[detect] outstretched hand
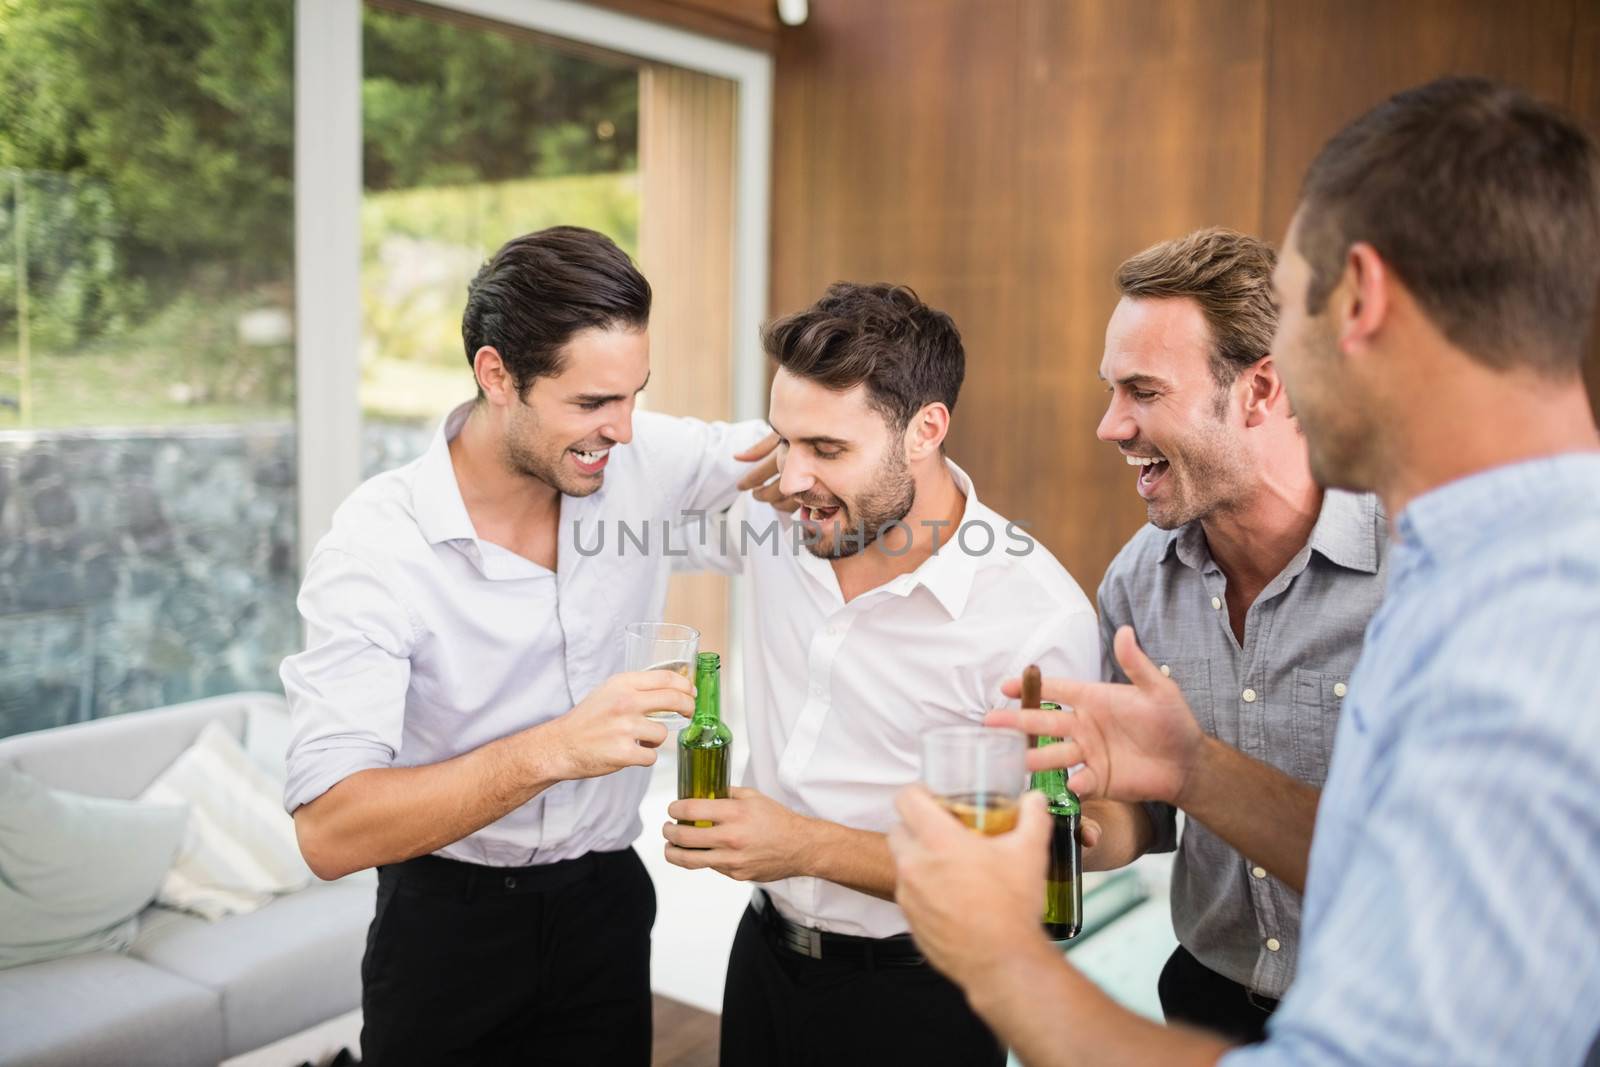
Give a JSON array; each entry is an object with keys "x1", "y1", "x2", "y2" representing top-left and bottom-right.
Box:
[{"x1": 990, "y1": 626, "x2": 1207, "y2": 807}]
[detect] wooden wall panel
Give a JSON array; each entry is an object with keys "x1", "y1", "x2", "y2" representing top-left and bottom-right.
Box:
[
  {"x1": 1262, "y1": 0, "x2": 1594, "y2": 414},
  {"x1": 1000, "y1": 0, "x2": 1267, "y2": 584},
  {"x1": 1261, "y1": 0, "x2": 1578, "y2": 236},
  {"x1": 773, "y1": 0, "x2": 1267, "y2": 587},
  {"x1": 772, "y1": 0, "x2": 1596, "y2": 590}
]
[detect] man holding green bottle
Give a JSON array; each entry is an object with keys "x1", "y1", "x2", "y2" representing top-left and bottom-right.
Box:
[{"x1": 662, "y1": 282, "x2": 1099, "y2": 1066}]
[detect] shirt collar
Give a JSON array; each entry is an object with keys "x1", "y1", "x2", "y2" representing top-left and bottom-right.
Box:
[
  {"x1": 1397, "y1": 452, "x2": 1600, "y2": 562},
  {"x1": 908, "y1": 458, "x2": 985, "y2": 619},
  {"x1": 412, "y1": 401, "x2": 479, "y2": 547},
  {"x1": 1160, "y1": 488, "x2": 1381, "y2": 576}
]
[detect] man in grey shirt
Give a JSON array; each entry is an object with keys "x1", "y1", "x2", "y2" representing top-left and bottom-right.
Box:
[{"x1": 1086, "y1": 228, "x2": 1387, "y2": 1041}]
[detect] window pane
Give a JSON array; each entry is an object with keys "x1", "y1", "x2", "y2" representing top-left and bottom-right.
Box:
[
  {"x1": 0, "y1": 0, "x2": 297, "y2": 737},
  {"x1": 360, "y1": 2, "x2": 642, "y2": 472}
]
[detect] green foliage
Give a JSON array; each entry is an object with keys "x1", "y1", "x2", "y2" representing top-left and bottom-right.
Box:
[
  {"x1": 361, "y1": 7, "x2": 638, "y2": 191},
  {"x1": 361, "y1": 170, "x2": 639, "y2": 379},
  {"x1": 0, "y1": 0, "x2": 640, "y2": 424}
]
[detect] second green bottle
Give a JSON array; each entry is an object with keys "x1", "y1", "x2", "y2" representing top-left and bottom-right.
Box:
[{"x1": 677, "y1": 651, "x2": 732, "y2": 828}]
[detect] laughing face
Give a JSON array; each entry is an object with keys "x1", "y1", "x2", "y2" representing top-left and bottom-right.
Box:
[
  {"x1": 767, "y1": 367, "x2": 916, "y2": 559},
  {"x1": 1097, "y1": 296, "x2": 1254, "y2": 529},
  {"x1": 503, "y1": 326, "x2": 648, "y2": 496}
]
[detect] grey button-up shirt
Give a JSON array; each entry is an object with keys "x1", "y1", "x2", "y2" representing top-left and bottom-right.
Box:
[{"x1": 1097, "y1": 489, "x2": 1389, "y2": 998}]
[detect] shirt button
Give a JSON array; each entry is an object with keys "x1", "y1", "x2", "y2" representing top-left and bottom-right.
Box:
[
  {"x1": 504, "y1": 876, "x2": 518, "y2": 890},
  {"x1": 1251, "y1": 866, "x2": 1266, "y2": 879},
  {"x1": 1242, "y1": 688, "x2": 1257, "y2": 703},
  {"x1": 1211, "y1": 596, "x2": 1222, "y2": 610},
  {"x1": 1334, "y1": 682, "x2": 1348, "y2": 698},
  {"x1": 1265, "y1": 937, "x2": 1281, "y2": 952},
  {"x1": 1160, "y1": 664, "x2": 1171, "y2": 677}
]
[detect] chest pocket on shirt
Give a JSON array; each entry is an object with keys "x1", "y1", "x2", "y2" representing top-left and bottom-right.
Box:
[
  {"x1": 1156, "y1": 659, "x2": 1214, "y2": 738},
  {"x1": 1290, "y1": 668, "x2": 1346, "y2": 786}
]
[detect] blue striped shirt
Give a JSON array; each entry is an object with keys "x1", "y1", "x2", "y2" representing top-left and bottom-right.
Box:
[{"x1": 1226, "y1": 453, "x2": 1600, "y2": 1067}]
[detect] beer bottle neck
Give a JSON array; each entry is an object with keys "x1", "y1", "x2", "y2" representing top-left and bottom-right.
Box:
[
  {"x1": 1031, "y1": 735, "x2": 1069, "y2": 798},
  {"x1": 692, "y1": 654, "x2": 722, "y2": 726}
]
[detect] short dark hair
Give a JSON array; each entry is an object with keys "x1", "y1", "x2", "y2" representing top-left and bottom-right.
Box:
[
  {"x1": 1115, "y1": 228, "x2": 1279, "y2": 387},
  {"x1": 1297, "y1": 76, "x2": 1600, "y2": 376},
  {"x1": 763, "y1": 283, "x2": 964, "y2": 430},
  {"x1": 462, "y1": 226, "x2": 651, "y2": 391}
]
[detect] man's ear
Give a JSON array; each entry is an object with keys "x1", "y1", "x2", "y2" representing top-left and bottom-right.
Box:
[
  {"x1": 1241, "y1": 356, "x2": 1287, "y2": 429},
  {"x1": 905, "y1": 402, "x2": 951, "y2": 461},
  {"x1": 1338, "y1": 242, "x2": 1390, "y2": 361},
  {"x1": 473, "y1": 346, "x2": 516, "y2": 405}
]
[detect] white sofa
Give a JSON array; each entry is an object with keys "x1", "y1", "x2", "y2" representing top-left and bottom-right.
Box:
[{"x1": 0, "y1": 693, "x2": 372, "y2": 1067}]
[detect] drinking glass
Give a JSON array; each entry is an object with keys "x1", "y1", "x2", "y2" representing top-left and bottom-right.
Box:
[
  {"x1": 624, "y1": 623, "x2": 700, "y2": 723},
  {"x1": 920, "y1": 726, "x2": 1028, "y2": 834}
]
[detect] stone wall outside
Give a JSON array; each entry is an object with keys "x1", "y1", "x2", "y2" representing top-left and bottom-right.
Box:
[{"x1": 0, "y1": 420, "x2": 430, "y2": 738}]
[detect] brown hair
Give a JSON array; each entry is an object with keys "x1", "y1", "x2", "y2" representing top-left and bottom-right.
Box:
[
  {"x1": 463, "y1": 226, "x2": 651, "y2": 392},
  {"x1": 1115, "y1": 227, "x2": 1279, "y2": 387},
  {"x1": 763, "y1": 283, "x2": 964, "y2": 430},
  {"x1": 1297, "y1": 76, "x2": 1600, "y2": 376}
]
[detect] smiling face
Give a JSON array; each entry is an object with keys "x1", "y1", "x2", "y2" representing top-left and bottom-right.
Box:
[
  {"x1": 500, "y1": 325, "x2": 648, "y2": 496},
  {"x1": 1097, "y1": 296, "x2": 1255, "y2": 529},
  {"x1": 768, "y1": 367, "x2": 916, "y2": 558}
]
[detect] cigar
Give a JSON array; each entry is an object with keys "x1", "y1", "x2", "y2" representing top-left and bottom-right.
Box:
[{"x1": 1021, "y1": 664, "x2": 1042, "y2": 710}]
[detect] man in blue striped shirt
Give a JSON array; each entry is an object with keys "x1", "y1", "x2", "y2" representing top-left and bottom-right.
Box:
[{"x1": 888, "y1": 77, "x2": 1600, "y2": 1065}]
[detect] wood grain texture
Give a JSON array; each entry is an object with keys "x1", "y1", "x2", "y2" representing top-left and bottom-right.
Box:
[
  {"x1": 773, "y1": 0, "x2": 1267, "y2": 587},
  {"x1": 1261, "y1": 0, "x2": 1578, "y2": 236},
  {"x1": 772, "y1": 0, "x2": 1595, "y2": 588}
]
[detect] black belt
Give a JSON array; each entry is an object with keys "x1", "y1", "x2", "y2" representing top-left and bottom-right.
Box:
[
  {"x1": 379, "y1": 848, "x2": 629, "y2": 898},
  {"x1": 751, "y1": 891, "x2": 927, "y2": 968}
]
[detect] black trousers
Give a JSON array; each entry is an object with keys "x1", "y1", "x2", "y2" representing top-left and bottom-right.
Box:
[
  {"x1": 719, "y1": 904, "x2": 1005, "y2": 1067},
  {"x1": 360, "y1": 847, "x2": 656, "y2": 1067},
  {"x1": 1157, "y1": 943, "x2": 1278, "y2": 1045}
]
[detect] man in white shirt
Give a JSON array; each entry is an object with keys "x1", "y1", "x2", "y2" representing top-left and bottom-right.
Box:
[
  {"x1": 280, "y1": 227, "x2": 770, "y2": 1066},
  {"x1": 662, "y1": 283, "x2": 1099, "y2": 1066}
]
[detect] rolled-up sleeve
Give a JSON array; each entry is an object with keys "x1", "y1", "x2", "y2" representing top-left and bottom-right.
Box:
[{"x1": 280, "y1": 546, "x2": 418, "y2": 813}]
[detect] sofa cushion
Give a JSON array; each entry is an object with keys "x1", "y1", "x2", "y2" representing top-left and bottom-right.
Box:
[
  {"x1": 129, "y1": 878, "x2": 375, "y2": 1057},
  {"x1": 0, "y1": 768, "x2": 187, "y2": 970},
  {"x1": 0, "y1": 951, "x2": 223, "y2": 1067},
  {"x1": 138, "y1": 721, "x2": 311, "y2": 920}
]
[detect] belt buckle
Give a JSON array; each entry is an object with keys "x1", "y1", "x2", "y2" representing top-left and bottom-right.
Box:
[{"x1": 783, "y1": 923, "x2": 823, "y2": 960}]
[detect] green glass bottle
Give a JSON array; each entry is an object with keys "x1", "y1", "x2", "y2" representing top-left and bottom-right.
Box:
[
  {"x1": 677, "y1": 652, "x2": 732, "y2": 830},
  {"x1": 1033, "y1": 702, "x2": 1082, "y2": 940}
]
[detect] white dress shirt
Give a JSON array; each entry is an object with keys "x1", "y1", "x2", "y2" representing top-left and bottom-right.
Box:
[
  {"x1": 691, "y1": 461, "x2": 1099, "y2": 937},
  {"x1": 280, "y1": 401, "x2": 766, "y2": 867}
]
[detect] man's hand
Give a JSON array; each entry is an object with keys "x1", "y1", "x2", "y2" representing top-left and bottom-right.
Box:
[
  {"x1": 990, "y1": 626, "x2": 1205, "y2": 807},
  {"x1": 735, "y1": 431, "x2": 802, "y2": 513},
  {"x1": 538, "y1": 669, "x2": 694, "y2": 781},
  {"x1": 663, "y1": 787, "x2": 816, "y2": 882},
  {"x1": 888, "y1": 786, "x2": 1054, "y2": 987}
]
